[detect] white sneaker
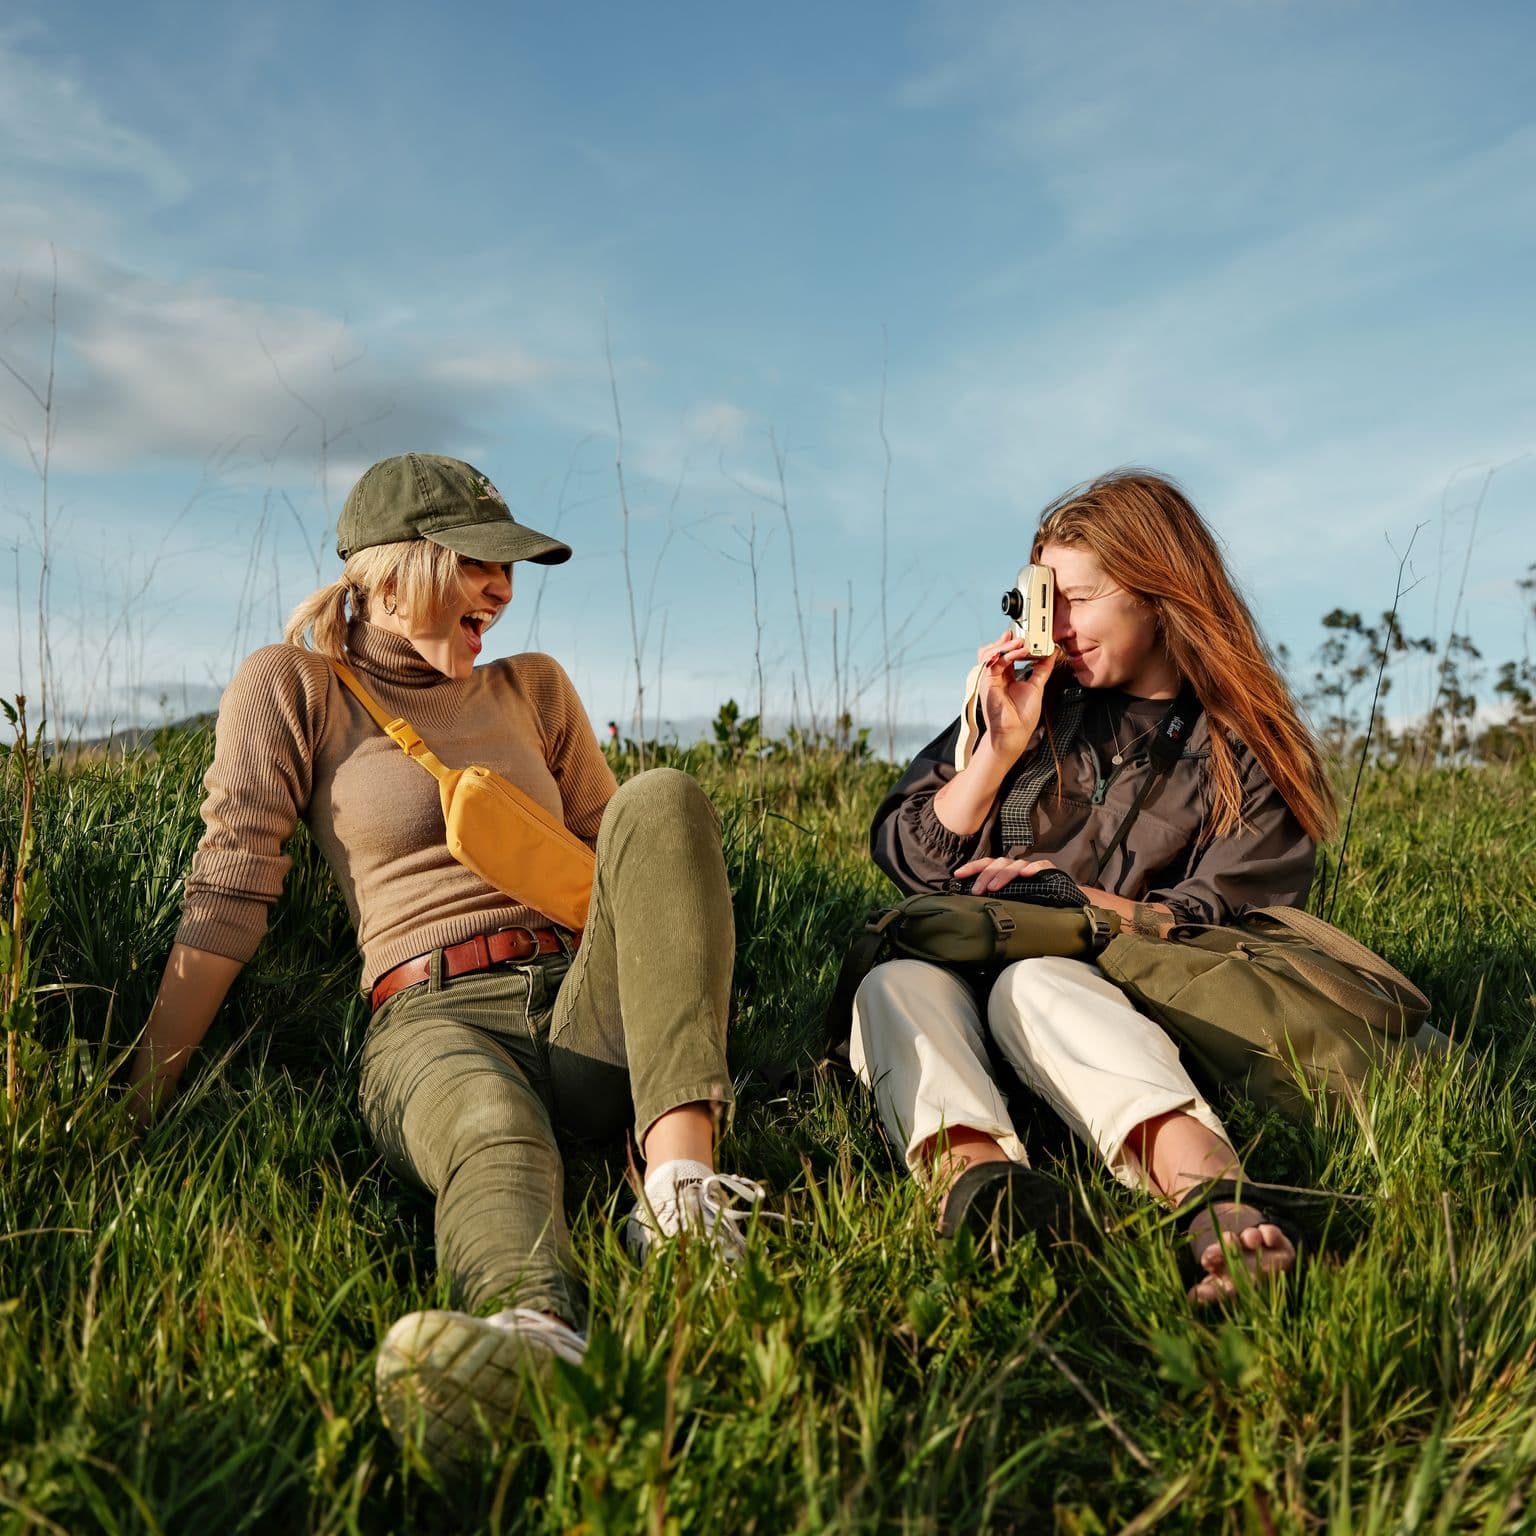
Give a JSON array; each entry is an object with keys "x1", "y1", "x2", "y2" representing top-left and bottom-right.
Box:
[
  {"x1": 375, "y1": 1305, "x2": 586, "y2": 1462},
  {"x1": 625, "y1": 1162, "x2": 772, "y2": 1265}
]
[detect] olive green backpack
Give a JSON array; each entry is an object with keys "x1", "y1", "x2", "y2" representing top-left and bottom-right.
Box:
[
  {"x1": 1094, "y1": 906, "x2": 1440, "y2": 1119},
  {"x1": 822, "y1": 892, "x2": 1119, "y2": 1071}
]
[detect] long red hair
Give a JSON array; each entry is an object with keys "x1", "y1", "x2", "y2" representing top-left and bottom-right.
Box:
[{"x1": 1033, "y1": 469, "x2": 1336, "y2": 843}]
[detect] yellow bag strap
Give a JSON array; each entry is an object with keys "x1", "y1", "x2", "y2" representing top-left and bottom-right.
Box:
[{"x1": 329, "y1": 659, "x2": 453, "y2": 784}]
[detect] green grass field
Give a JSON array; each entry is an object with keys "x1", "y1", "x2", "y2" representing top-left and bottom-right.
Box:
[{"x1": 2, "y1": 733, "x2": 1534, "y2": 1533}]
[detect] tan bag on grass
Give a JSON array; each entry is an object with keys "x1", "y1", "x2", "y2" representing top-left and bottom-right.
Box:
[
  {"x1": 330, "y1": 660, "x2": 595, "y2": 931},
  {"x1": 1095, "y1": 906, "x2": 1439, "y2": 1118}
]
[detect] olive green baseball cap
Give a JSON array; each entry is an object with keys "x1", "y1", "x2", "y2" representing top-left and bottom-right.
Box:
[{"x1": 336, "y1": 453, "x2": 571, "y2": 565}]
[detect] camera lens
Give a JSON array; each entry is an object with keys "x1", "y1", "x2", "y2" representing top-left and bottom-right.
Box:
[{"x1": 1001, "y1": 589, "x2": 1024, "y2": 621}]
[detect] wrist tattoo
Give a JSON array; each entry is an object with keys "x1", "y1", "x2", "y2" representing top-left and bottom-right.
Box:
[{"x1": 1130, "y1": 902, "x2": 1170, "y2": 938}]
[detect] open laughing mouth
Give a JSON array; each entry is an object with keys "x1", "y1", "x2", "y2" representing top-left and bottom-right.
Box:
[{"x1": 461, "y1": 609, "x2": 497, "y2": 653}]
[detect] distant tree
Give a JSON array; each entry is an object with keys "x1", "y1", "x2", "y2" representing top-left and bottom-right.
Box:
[
  {"x1": 1305, "y1": 608, "x2": 1433, "y2": 761},
  {"x1": 1479, "y1": 563, "x2": 1536, "y2": 761},
  {"x1": 1421, "y1": 631, "x2": 1484, "y2": 761},
  {"x1": 711, "y1": 699, "x2": 762, "y2": 764}
]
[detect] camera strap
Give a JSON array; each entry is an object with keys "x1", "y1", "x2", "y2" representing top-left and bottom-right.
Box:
[
  {"x1": 955, "y1": 656, "x2": 1064, "y2": 771},
  {"x1": 956, "y1": 662, "x2": 985, "y2": 770}
]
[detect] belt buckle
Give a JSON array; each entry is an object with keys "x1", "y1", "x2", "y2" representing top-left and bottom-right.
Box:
[{"x1": 493, "y1": 925, "x2": 537, "y2": 964}]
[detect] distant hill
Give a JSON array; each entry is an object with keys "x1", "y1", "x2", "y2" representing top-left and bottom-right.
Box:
[{"x1": 51, "y1": 713, "x2": 219, "y2": 757}]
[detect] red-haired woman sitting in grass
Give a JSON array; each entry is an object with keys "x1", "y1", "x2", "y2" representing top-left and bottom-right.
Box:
[{"x1": 851, "y1": 469, "x2": 1336, "y2": 1303}]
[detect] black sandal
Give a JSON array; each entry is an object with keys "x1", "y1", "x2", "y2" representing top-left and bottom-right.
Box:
[
  {"x1": 939, "y1": 1162, "x2": 1077, "y2": 1251},
  {"x1": 1174, "y1": 1178, "x2": 1302, "y2": 1300}
]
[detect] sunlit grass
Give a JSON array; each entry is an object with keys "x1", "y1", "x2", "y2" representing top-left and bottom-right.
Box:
[{"x1": 2, "y1": 735, "x2": 1533, "y2": 1531}]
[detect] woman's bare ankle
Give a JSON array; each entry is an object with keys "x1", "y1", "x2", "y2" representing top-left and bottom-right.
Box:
[
  {"x1": 1129, "y1": 1110, "x2": 1241, "y2": 1206},
  {"x1": 917, "y1": 1128, "x2": 1010, "y2": 1223}
]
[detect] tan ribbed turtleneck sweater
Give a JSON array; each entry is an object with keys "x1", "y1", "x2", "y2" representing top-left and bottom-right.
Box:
[{"x1": 174, "y1": 621, "x2": 618, "y2": 991}]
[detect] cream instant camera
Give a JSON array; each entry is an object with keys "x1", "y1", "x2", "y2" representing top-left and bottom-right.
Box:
[{"x1": 1000, "y1": 564, "x2": 1055, "y2": 657}]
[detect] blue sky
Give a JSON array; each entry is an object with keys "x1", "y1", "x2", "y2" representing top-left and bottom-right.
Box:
[{"x1": 2, "y1": 0, "x2": 1533, "y2": 745}]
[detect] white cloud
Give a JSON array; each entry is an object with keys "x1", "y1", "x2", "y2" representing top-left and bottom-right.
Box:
[
  {"x1": 0, "y1": 33, "x2": 188, "y2": 246},
  {"x1": 0, "y1": 37, "x2": 186, "y2": 200},
  {"x1": 0, "y1": 245, "x2": 564, "y2": 480},
  {"x1": 428, "y1": 347, "x2": 554, "y2": 389},
  {"x1": 899, "y1": 1, "x2": 1483, "y2": 251},
  {"x1": 684, "y1": 400, "x2": 750, "y2": 444}
]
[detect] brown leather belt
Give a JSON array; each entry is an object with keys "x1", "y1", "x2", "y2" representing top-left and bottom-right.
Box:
[{"x1": 370, "y1": 927, "x2": 564, "y2": 1012}]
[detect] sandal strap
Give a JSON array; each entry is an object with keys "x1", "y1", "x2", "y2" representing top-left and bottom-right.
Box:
[
  {"x1": 1173, "y1": 1177, "x2": 1253, "y2": 1220},
  {"x1": 1175, "y1": 1177, "x2": 1302, "y2": 1294},
  {"x1": 939, "y1": 1162, "x2": 1074, "y2": 1245}
]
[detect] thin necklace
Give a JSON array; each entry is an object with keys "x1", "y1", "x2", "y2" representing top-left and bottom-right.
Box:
[{"x1": 1105, "y1": 697, "x2": 1160, "y2": 766}]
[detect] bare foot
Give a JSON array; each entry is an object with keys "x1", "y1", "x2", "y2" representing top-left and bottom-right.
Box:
[{"x1": 1184, "y1": 1200, "x2": 1296, "y2": 1305}]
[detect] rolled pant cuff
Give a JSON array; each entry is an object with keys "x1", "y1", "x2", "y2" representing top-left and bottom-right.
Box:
[
  {"x1": 902, "y1": 1118, "x2": 1028, "y2": 1175},
  {"x1": 634, "y1": 1076, "x2": 736, "y2": 1150},
  {"x1": 1097, "y1": 1091, "x2": 1231, "y2": 1191}
]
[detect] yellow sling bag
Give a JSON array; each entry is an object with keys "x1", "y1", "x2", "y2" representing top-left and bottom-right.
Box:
[{"x1": 329, "y1": 660, "x2": 595, "y2": 932}]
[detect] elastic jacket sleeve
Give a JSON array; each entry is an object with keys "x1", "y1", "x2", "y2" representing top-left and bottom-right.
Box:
[{"x1": 870, "y1": 718, "x2": 998, "y2": 895}]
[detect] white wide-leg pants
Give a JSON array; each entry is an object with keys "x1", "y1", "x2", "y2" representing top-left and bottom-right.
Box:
[{"x1": 849, "y1": 955, "x2": 1230, "y2": 1188}]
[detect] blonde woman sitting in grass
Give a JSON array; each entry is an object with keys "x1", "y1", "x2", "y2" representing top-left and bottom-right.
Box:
[{"x1": 129, "y1": 453, "x2": 767, "y2": 1462}]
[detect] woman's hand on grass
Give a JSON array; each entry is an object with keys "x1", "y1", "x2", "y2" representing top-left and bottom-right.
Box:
[{"x1": 126, "y1": 945, "x2": 244, "y2": 1128}]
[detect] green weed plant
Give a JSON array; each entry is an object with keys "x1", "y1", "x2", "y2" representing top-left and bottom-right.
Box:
[{"x1": 1, "y1": 729, "x2": 1533, "y2": 1533}]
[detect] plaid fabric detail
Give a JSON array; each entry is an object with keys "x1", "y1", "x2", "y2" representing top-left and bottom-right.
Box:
[
  {"x1": 990, "y1": 685, "x2": 1089, "y2": 906},
  {"x1": 997, "y1": 686, "x2": 1086, "y2": 854},
  {"x1": 990, "y1": 866, "x2": 1091, "y2": 908}
]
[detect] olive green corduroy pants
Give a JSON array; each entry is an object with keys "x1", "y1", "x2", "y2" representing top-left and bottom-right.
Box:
[{"x1": 357, "y1": 768, "x2": 735, "y2": 1326}]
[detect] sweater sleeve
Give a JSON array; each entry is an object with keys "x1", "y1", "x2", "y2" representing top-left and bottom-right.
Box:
[
  {"x1": 173, "y1": 646, "x2": 330, "y2": 962},
  {"x1": 518, "y1": 654, "x2": 617, "y2": 847},
  {"x1": 1142, "y1": 744, "x2": 1317, "y2": 926}
]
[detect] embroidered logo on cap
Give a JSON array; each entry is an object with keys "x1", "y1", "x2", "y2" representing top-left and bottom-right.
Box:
[{"x1": 473, "y1": 473, "x2": 507, "y2": 506}]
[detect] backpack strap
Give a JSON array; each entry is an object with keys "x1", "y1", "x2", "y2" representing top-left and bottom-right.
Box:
[
  {"x1": 1248, "y1": 906, "x2": 1431, "y2": 1032},
  {"x1": 329, "y1": 659, "x2": 453, "y2": 784},
  {"x1": 1087, "y1": 681, "x2": 1203, "y2": 885}
]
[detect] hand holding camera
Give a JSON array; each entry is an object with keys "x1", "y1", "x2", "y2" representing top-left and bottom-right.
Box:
[
  {"x1": 972, "y1": 564, "x2": 1061, "y2": 761},
  {"x1": 953, "y1": 563, "x2": 1064, "y2": 774},
  {"x1": 973, "y1": 641, "x2": 1059, "y2": 765}
]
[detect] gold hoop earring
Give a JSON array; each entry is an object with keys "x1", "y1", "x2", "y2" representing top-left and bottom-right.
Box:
[{"x1": 382, "y1": 593, "x2": 397, "y2": 616}]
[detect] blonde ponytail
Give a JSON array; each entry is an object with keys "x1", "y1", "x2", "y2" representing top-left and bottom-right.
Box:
[
  {"x1": 282, "y1": 539, "x2": 468, "y2": 659},
  {"x1": 283, "y1": 577, "x2": 356, "y2": 658}
]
